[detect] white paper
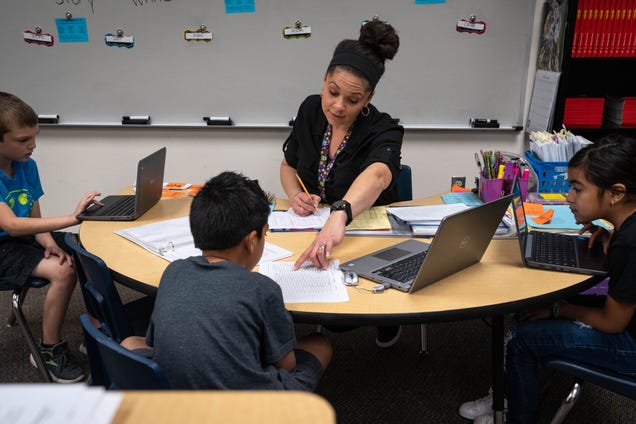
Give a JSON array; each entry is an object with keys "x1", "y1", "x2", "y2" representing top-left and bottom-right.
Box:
[
  {"x1": 0, "y1": 384, "x2": 122, "y2": 424},
  {"x1": 526, "y1": 70, "x2": 561, "y2": 133},
  {"x1": 268, "y1": 208, "x2": 330, "y2": 230},
  {"x1": 116, "y1": 216, "x2": 292, "y2": 265},
  {"x1": 386, "y1": 204, "x2": 469, "y2": 224},
  {"x1": 258, "y1": 260, "x2": 349, "y2": 303}
]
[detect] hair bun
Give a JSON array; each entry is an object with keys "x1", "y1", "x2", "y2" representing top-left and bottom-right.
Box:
[{"x1": 359, "y1": 20, "x2": 400, "y2": 62}]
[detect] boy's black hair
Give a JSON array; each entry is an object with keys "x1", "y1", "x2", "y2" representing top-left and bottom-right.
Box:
[
  {"x1": 569, "y1": 134, "x2": 636, "y2": 200},
  {"x1": 190, "y1": 171, "x2": 271, "y2": 250},
  {"x1": 0, "y1": 92, "x2": 38, "y2": 140}
]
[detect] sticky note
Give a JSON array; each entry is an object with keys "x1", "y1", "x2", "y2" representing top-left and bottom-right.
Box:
[
  {"x1": 523, "y1": 202, "x2": 544, "y2": 215},
  {"x1": 531, "y1": 208, "x2": 555, "y2": 225},
  {"x1": 55, "y1": 18, "x2": 89, "y2": 43},
  {"x1": 540, "y1": 193, "x2": 566, "y2": 201}
]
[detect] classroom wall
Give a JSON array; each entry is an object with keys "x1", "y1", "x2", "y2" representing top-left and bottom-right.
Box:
[{"x1": 32, "y1": 2, "x2": 545, "y2": 218}]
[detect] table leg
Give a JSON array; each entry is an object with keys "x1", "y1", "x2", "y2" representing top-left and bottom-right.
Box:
[{"x1": 492, "y1": 314, "x2": 505, "y2": 424}]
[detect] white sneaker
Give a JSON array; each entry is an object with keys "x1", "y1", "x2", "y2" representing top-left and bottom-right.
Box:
[
  {"x1": 459, "y1": 387, "x2": 507, "y2": 420},
  {"x1": 474, "y1": 413, "x2": 494, "y2": 424}
]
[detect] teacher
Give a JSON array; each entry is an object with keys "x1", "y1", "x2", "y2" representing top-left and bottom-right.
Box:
[{"x1": 280, "y1": 20, "x2": 403, "y2": 347}]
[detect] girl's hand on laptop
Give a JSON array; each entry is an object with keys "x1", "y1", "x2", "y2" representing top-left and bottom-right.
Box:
[{"x1": 578, "y1": 222, "x2": 612, "y2": 254}]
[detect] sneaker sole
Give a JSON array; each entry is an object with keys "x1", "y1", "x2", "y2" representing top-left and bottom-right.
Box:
[
  {"x1": 376, "y1": 326, "x2": 402, "y2": 348},
  {"x1": 29, "y1": 354, "x2": 87, "y2": 384}
]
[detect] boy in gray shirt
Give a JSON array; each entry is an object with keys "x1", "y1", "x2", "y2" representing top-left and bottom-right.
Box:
[{"x1": 140, "y1": 171, "x2": 332, "y2": 390}]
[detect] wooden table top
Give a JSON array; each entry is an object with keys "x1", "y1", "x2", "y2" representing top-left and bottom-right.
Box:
[
  {"x1": 113, "y1": 391, "x2": 335, "y2": 424},
  {"x1": 80, "y1": 194, "x2": 597, "y2": 325}
]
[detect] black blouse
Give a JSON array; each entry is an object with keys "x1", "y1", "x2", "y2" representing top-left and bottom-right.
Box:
[{"x1": 283, "y1": 95, "x2": 403, "y2": 205}]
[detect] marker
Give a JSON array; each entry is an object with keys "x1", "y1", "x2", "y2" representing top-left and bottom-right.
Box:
[
  {"x1": 522, "y1": 168, "x2": 529, "y2": 180},
  {"x1": 295, "y1": 174, "x2": 318, "y2": 214},
  {"x1": 497, "y1": 164, "x2": 505, "y2": 179}
]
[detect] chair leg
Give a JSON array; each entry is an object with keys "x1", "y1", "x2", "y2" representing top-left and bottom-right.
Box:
[
  {"x1": 11, "y1": 287, "x2": 52, "y2": 382},
  {"x1": 419, "y1": 324, "x2": 429, "y2": 356},
  {"x1": 549, "y1": 380, "x2": 583, "y2": 424}
]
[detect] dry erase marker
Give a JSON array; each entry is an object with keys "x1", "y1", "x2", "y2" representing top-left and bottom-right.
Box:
[{"x1": 522, "y1": 168, "x2": 529, "y2": 180}]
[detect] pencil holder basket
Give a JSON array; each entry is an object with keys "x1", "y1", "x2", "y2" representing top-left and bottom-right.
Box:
[{"x1": 524, "y1": 150, "x2": 570, "y2": 194}]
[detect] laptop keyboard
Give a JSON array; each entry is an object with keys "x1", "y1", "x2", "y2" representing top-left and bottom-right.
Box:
[
  {"x1": 372, "y1": 251, "x2": 427, "y2": 289},
  {"x1": 532, "y1": 232, "x2": 577, "y2": 267},
  {"x1": 97, "y1": 196, "x2": 135, "y2": 216}
]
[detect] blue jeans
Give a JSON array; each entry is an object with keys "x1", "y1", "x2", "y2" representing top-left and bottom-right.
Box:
[{"x1": 505, "y1": 319, "x2": 636, "y2": 424}]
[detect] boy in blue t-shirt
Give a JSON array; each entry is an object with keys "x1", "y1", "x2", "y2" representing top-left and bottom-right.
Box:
[
  {"x1": 126, "y1": 171, "x2": 332, "y2": 390},
  {"x1": 0, "y1": 92, "x2": 102, "y2": 383}
]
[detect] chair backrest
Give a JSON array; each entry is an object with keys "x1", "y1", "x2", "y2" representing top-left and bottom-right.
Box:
[
  {"x1": 80, "y1": 314, "x2": 170, "y2": 390},
  {"x1": 398, "y1": 164, "x2": 413, "y2": 202},
  {"x1": 65, "y1": 233, "x2": 133, "y2": 341}
]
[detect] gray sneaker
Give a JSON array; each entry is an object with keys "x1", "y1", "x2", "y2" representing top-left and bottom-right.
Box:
[{"x1": 30, "y1": 340, "x2": 86, "y2": 384}]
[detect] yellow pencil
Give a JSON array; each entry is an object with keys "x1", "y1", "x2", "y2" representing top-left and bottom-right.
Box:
[{"x1": 296, "y1": 174, "x2": 319, "y2": 213}]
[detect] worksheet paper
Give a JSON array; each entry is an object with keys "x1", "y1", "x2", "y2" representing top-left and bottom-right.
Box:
[
  {"x1": 115, "y1": 216, "x2": 292, "y2": 264},
  {"x1": 258, "y1": 260, "x2": 349, "y2": 303}
]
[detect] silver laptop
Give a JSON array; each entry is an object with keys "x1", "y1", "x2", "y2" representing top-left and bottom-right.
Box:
[
  {"x1": 340, "y1": 194, "x2": 512, "y2": 293},
  {"x1": 77, "y1": 147, "x2": 166, "y2": 221},
  {"x1": 510, "y1": 179, "x2": 607, "y2": 276}
]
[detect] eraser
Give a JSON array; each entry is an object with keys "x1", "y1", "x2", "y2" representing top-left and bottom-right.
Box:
[
  {"x1": 470, "y1": 118, "x2": 499, "y2": 128},
  {"x1": 122, "y1": 115, "x2": 151, "y2": 125},
  {"x1": 203, "y1": 116, "x2": 233, "y2": 126},
  {"x1": 38, "y1": 114, "x2": 59, "y2": 124}
]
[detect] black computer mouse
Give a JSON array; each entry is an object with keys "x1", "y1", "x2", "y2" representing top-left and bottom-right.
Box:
[{"x1": 343, "y1": 271, "x2": 359, "y2": 286}]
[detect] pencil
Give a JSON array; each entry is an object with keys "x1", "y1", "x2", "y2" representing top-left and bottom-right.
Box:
[{"x1": 295, "y1": 173, "x2": 319, "y2": 213}]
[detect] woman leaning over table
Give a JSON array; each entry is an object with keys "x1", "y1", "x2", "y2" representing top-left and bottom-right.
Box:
[{"x1": 279, "y1": 19, "x2": 403, "y2": 348}]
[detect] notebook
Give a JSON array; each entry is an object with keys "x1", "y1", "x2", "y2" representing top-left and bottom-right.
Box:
[
  {"x1": 77, "y1": 147, "x2": 166, "y2": 221},
  {"x1": 340, "y1": 194, "x2": 512, "y2": 293},
  {"x1": 510, "y1": 179, "x2": 607, "y2": 275}
]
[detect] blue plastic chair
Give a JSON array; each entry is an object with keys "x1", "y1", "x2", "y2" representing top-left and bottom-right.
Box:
[
  {"x1": 397, "y1": 164, "x2": 413, "y2": 203},
  {"x1": 4, "y1": 277, "x2": 53, "y2": 382},
  {"x1": 544, "y1": 357, "x2": 636, "y2": 424},
  {"x1": 65, "y1": 233, "x2": 153, "y2": 343},
  {"x1": 80, "y1": 314, "x2": 169, "y2": 389}
]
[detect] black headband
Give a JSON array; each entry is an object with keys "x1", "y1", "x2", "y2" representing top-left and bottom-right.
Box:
[{"x1": 328, "y1": 48, "x2": 381, "y2": 89}]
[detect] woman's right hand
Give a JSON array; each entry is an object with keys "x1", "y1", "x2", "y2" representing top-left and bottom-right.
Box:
[{"x1": 291, "y1": 191, "x2": 321, "y2": 216}]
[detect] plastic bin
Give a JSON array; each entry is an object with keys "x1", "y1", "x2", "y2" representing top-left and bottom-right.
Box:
[{"x1": 524, "y1": 150, "x2": 570, "y2": 194}]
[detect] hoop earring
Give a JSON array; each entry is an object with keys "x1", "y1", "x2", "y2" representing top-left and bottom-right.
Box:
[{"x1": 361, "y1": 106, "x2": 370, "y2": 117}]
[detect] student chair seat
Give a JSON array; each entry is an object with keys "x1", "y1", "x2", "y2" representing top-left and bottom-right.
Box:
[
  {"x1": 4, "y1": 277, "x2": 53, "y2": 382},
  {"x1": 544, "y1": 357, "x2": 636, "y2": 424},
  {"x1": 80, "y1": 313, "x2": 169, "y2": 390},
  {"x1": 64, "y1": 233, "x2": 154, "y2": 343}
]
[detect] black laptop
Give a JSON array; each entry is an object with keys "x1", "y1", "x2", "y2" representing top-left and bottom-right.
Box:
[
  {"x1": 510, "y1": 179, "x2": 607, "y2": 275},
  {"x1": 77, "y1": 147, "x2": 166, "y2": 221},
  {"x1": 340, "y1": 195, "x2": 512, "y2": 293}
]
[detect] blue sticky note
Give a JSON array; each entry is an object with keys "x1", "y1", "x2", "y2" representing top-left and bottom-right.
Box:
[
  {"x1": 415, "y1": 0, "x2": 445, "y2": 4},
  {"x1": 225, "y1": 0, "x2": 255, "y2": 14},
  {"x1": 56, "y1": 18, "x2": 89, "y2": 43},
  {"x1": 442, "y1": 192, "x2": 482, "y2": 206}
]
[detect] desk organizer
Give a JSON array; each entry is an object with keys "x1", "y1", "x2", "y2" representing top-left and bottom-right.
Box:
[{"x1": 524, "y1": 150, "x2": 570, "y2": 194}]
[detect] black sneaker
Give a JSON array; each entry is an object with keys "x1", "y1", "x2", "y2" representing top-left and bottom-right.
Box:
[
  {"x1": 376, "y1": 325, "x2": 402, "y2": 348},
  {"x1": 30, "y1": 340, "x2": 86, "y2": 383}
]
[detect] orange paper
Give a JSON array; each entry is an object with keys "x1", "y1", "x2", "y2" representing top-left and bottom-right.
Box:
[
  {"x1": 162, "y1": 190, "x2": 187, "y2": 198},
  {"x1": 523, "y1": 202, "x2": 544, "y2": 215},
  {"x1": 451, "y1": 184, "x2": 470, "y2": 192},
  {"x1": 531, "y1": 208, "x2": 554, "y2": 225},
  {"x1": 165, "y1": 181, "x2": 188, "y2": 190}
]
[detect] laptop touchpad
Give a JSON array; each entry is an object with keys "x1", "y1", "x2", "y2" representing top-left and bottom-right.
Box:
[{"x1": 374, "y1": 247, "x2": 411, "y2": 262}]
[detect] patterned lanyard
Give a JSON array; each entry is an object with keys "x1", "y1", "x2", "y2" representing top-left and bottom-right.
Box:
[{"x1": 317, "y1": 124, "x2": 353, "y2": 201}]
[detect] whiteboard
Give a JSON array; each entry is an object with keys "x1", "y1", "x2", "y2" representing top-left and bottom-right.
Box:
[{"x1": 0, "y1": 0, "x2": 534, "y2": 127}]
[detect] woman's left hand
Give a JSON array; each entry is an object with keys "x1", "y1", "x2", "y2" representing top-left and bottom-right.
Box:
[{"x1": 293, "y1": 213, "x2": 347, "y2": 270}]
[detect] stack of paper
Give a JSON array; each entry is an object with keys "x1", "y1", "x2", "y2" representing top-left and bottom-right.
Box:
[
  {"x1": 0, "y1": 384, "x2": 122, "y2": 424},
  {"x1": 268, "y1": 206, "x2": 392, "y2": 232},
  {"x1": 386, "y1": 204, "x2": 470, "y2": 236}
]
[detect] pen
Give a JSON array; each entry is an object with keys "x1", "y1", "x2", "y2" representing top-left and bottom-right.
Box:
[{"x1": 295, "y1": 173, "x2": 319, "y2": 213}]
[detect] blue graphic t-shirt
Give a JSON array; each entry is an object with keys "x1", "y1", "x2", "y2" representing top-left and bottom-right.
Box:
[{"x1": 0, "y1": 159, "x2": 44, "y2": 237}]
